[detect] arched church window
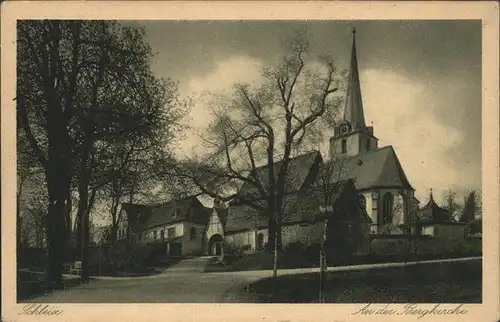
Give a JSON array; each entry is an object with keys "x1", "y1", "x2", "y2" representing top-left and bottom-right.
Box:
[
  {"x1": 359, "y1": 194, "x2": 366, "y2": 210},
  {"x1": 341, "y1": 139, "x2": 347, "y2": 154},
  {"x1": 382, "y1": 192, "x2": 394, "y2": 225}
]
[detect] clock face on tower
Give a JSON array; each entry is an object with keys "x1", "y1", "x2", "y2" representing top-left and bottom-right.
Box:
[{"x1": 339, "y1": 123, "x2": 350, "y2": 135}]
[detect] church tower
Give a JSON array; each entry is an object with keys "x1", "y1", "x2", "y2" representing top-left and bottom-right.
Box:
[{"x1": 329, "y1": 28, "x2": 379, "y2": 159}]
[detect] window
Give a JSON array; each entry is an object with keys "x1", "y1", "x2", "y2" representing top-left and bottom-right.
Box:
[
  {"x1": 153, "y1": 230, "x2": 157, "y2": 240},
  {"x1": 382, "y1": 192, "x2": 394, "y2": 225},
  {"x1": 161, "y1": 229, "x2": 165, "y2": 240},
  {"x1": 341, "y1": 139, "x2": 347, "y2": 154},
  {"x1": 366, "y1": 138, "x2": 371, "y2": 151},
  {"x1": 190, "y1": 227, "x2": 196, "y2": 240},
  {"x1": 167, "y1": 227, "x2": 176, "y2": 238}
]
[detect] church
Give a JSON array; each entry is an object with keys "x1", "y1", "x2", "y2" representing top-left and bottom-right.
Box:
[
  {"x1": 117, "y1": 30, "x2": 473, "y2": 258},
  {"x1": 205, "y1": 29, "x2": 421, "y2": 256}
]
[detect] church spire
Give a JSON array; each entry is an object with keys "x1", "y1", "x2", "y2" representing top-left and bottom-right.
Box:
[{"x1": 344, "y1": 27, "x2": 366, "y2": 130}]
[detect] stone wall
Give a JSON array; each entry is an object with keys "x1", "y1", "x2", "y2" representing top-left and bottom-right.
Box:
[
  {"x1": 422, "y1": 223, "x2": 466, "y2": 239},
  {"x1": 282, "y1": 222, "x2": 325, "y2": 247},
  {"x1": 226, "y1": 221, "x2": 370, "y2": 255},
  {"x1": 371, "y1": 235, "x2": 482, "y2": 256}
]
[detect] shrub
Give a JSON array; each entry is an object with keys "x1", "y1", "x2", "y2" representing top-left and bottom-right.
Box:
[
  {"x1": 305, "y1": 243, "x2": 322, "y2": 267},
  {"x1": 229, "y1": 252, "x2": 283, "y2": 271},
  {"x1": 223, "y1": 241, "x2": 245, "y2": 257},
  {"x1": 282, "y1": 241, "x2": 306, "y2": 268},
  {"x1": 95, "y1": 242, "x2": 150, "y2": 274}
]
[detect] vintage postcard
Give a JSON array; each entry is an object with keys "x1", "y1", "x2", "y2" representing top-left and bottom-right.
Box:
[{"x1": 1, "y1": 1, "x2": 499, "y2": 321}]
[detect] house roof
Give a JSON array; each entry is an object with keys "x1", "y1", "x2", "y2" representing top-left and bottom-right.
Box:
[
  {"x1": 417, "y1": 189, "x2": 455, "y2": 224},
  {"x1": 236, "y1": 151, "x2": 323, "y2": 199},
  {"x1": 122, "y1": 196, "x2": 210, "y2": 231},
  {"x1": 320, "y1": 145, "x2": 414, "y2": 191},
  {"x1": 225, "y1": 179, "x2": 371, "y2": 234}
]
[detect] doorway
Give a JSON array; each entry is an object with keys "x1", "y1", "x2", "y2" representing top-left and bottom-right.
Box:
[{"x1": 208, "y1": 234, "x2": 224, "y2": 256}]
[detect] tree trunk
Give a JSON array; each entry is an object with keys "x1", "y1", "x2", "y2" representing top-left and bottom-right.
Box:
[
  {"x1": 76, "y1": 170, "x2": 91, "y2": 283},
  {"x1": 75, "y1": 216, "x2": 82, "y2": 258},
  {"x1": 76, "y1": 190, "x2": 90, "y2": 283},
  {"x1": 45, "y1": 157, "x2": 70, "y2": 290},
  {"x1": 65, "y1": 195, "x2": 72, "y2": 261},
  {"x1": 110, "y1": 195, "x2": 120, "y2": 244},
  {"x1": 267, "y1": 212, "x2": 283, "y2": 252},
  {"x1": 45, "y1": 110, "x2": 71, "y2": 290}
]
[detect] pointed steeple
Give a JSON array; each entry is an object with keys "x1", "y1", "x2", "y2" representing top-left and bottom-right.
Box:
[{"x1": 344, "y1": 27, "x2": 366, "y2": 130}]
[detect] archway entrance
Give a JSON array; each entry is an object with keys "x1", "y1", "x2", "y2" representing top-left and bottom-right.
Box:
[{"x1": 208, "y1": 234, "x2": 224, "y2": 256}]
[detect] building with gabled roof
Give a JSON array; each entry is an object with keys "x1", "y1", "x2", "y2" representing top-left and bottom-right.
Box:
[
  {"x1": 205, "y1": 28, "x2": 421, "y2": 255},
  {"x1": 236, "y1": 151, "x2": 323, "y2": 200},
  {"x1": 119, "y1": 196, "x2": 211, "y2": 256},
  {"x1": 327, "y1": 28, "x2": 419, "y2": 234},
  {"x1": 206, "y1": 177, "x2": 371, "y2": 256}
]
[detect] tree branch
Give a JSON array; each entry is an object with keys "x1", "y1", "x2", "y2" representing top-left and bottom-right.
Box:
[{"x1": 16, "y1": 96, "x2": 48, "y2": 169}]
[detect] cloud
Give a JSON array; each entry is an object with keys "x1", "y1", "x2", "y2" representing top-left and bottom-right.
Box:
[
  {"x1": 361, "y1": 69, "x2": 466, "y2": 204},
  {"x1": 175, "y1": 58, "x2": 473, "y2": 206},
  {"x1": 175, "y1": 55, "x2": 264, "y2": 156}
]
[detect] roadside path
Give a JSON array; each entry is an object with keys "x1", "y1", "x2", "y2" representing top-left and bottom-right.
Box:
[{"x1": 23, "y1": 256, "x2": 480, "y2": 303}]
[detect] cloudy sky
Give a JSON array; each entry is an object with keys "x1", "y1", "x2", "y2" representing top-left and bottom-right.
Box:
[{"x1": 137, "y1": 20, "x2": 481, "y2": 205}]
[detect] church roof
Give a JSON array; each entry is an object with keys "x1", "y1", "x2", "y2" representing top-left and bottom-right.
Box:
[
  {"x1": 224, "y1": 179, "x2": 370, "y2": 234},
  {"x1": 417, "y1": 189, "x2": 455, "y2": 224},
  {"x1": 344, "y1": 28, "x2": 366, "y2": 130},
  {"x1": 320, "y1": 145, "x2": 414, "y2": 191},
  {"x1": 235, "y1": 151, "x2": 323, "y2": 199}
]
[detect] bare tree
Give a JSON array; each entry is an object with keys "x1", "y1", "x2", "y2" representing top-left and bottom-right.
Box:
[
  {"x1": 461, "y1": 190, "x2": 479, "y2": 223},
  {"x1": 442, "y1": 188, "x2": 461, "y2": 218},
  {"x1": 169, "y1": 32, "x2": 344, "y2": 256}
]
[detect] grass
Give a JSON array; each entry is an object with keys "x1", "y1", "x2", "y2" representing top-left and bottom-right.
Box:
[
  {"x1": 205, "y1": 250, "x2": 481, "y2": 273},
  {"x1": 230, "y1": 259, "x2": 482, "y2": 303}
]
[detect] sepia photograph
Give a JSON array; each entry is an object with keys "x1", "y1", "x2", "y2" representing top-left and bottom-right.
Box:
[{"x1": 2, "y1": 1, "x2": 499, "y2": 322}]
